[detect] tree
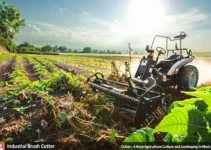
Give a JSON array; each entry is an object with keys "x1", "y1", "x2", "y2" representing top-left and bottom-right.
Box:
[
  {"x1": 92, "y1": 49, "x2": 98, "y2": 53},
  {"x1": 83, "y1": 47, "x2": 91, "y2": 53},
  {"x1": 58, "y1": 46, "x2": 67, "y2": 52},
  {"x1": 41, "y1": 45, "x2": 53, "y2": 52},
  {"x1": 18, "y1": 41, "x2": 35, "y2": 48},
  {"x1": 53, "y1": 45, "x2": 58, "y2": 51},
  {"x1": 0, "y1": 1, "x2": 25, "y2": 52},
  {"x1": 69, "y1": 48, "x2": 72, "y2": 53}
]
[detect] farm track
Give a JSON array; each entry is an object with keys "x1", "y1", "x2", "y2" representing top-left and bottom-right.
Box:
[{"x1": 22, "y1": 58, "x2": 38, "y2": 82}]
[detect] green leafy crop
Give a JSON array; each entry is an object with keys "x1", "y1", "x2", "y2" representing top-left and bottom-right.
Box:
[{"x1": 123, "y1": 86, "x2": 211, "y2": 144}]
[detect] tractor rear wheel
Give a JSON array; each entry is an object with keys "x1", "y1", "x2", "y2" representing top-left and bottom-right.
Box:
[{"x1": 177, "y1": 65, "x2": 199, "y2": 91}]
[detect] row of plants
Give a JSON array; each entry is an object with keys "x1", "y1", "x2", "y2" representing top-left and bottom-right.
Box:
[
  {"x1": 24, "y1": 55, "x2": 50, "y2": 77},
  {"x1": 32, "y1": 57, "x2": 57, "y2": 69},
  {"x1": 9, "y1": 55, "x2": 29, "y2": 86},
  {"x1": 123, "y1": 86, "x2": 211, "y2": 145},
  {"x1": 0, "y1": 54, "x2": 14, "y2": 63},
  {"x1": 33, "y1": 55, "x2": 127, "y2": 77}
]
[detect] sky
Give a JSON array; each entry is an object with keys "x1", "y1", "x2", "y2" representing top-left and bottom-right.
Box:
[{"x1": 4, "y1": 0, "x2": 211, "y2": 51}]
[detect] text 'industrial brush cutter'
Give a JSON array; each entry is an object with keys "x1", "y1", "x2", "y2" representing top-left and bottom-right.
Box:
[{"x1": 87, "y1": 32, "x2": 198, "y2": 128}]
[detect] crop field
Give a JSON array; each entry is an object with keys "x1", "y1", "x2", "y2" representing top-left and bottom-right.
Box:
[{"x1": 0, "y1": 53, "x2": 211, "y2": 149}]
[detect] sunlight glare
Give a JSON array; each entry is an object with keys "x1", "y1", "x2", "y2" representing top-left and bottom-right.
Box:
[{"x1": 128, "y1": 0, "x2": 164, "y2": 32}]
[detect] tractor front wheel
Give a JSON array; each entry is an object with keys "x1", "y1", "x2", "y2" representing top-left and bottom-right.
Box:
[{"x1": 177, "y1": 65, "x2": 199, "y2": 91}]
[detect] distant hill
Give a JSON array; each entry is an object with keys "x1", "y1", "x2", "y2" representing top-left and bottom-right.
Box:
[{"x1": 0, "y1": 45, "x2": 8, "y2": 54}]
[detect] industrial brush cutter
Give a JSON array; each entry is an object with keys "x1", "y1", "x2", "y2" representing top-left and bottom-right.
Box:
[
  {"x1": 87, "y1": 73, "x2": 165, "y2": 128},
  {"x1": 87, "y1": 31, "x2": 198, "y2": 128}
]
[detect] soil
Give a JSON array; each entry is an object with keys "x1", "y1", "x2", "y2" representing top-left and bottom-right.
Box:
[
  {"x1": 32, "y1": 57, "x2": 54, "y2": 73},
  {"x1": 22, "y1": 58, "x2": 38, "y2": 82},
  {"x1": 0, "y1": 57, "x2": 15, "y2": 82},
  {"x1": 0, "y1": 57, "x2": 16, "y2": 94},
  {"x1": 0, "y1": 98, "x2": 42, "y2": 142},
  {"x1": 48, "y1": 59, "x2": 85, "y2": 75}
]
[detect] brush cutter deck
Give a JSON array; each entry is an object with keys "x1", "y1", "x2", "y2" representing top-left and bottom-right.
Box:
[{"x1": 87, "y1": 72, "x2": 165, "y2": 128}]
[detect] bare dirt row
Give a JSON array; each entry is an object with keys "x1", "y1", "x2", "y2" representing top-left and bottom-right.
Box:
[
  {"x1": 22, "y1": 58, "x2": 38, "y2": 82},
  {"x1": 0, "y1": 57, "x2": 16, "y2": 82}
]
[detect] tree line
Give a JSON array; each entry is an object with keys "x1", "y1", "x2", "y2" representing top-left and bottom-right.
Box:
[{"x1": 16, "y1": 42, "x2": 122, "y2": 54}]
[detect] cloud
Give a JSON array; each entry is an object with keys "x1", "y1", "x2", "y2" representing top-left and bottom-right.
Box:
[
  {"x1": 160, "y1": 9, "x2": 208, "y2": 33},
  {"x1": 27, "y1": 24, "x2": 42, "y2": 33},
  {"x1": 54, "y1": 5, "x2": 68, "y2": 14},
  {"x1": 113, "y1": 20, "x2": 120, "y2": 24},
  {"x1": 16, "y1": 21, "x2": 75, "y2": 45},
  {"x1": 15, "y1": 8, "x2": 211, "y2": 50},
  {"x1": 82, "y1": 11, "x2": 88, "y2": 16}
]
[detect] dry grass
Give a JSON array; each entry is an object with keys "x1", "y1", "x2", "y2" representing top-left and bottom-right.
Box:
[{"x1": 0, "y1": 45, "x2": 8, "y2": 54}]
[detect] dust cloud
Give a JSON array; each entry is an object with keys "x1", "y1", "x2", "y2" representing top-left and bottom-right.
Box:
[
  {"x1": 128, "y1": 57, "x2": 211, "y2": 87},
  {"x1": 190, "y1": 59, "x2": 211, "y2": 87}
]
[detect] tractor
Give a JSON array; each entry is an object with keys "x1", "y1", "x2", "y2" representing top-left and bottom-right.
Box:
[{"x1": 87, "y1": 32, "x2": 198, "y2": 128}]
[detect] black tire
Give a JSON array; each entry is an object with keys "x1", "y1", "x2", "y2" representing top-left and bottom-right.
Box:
[{"x1": 177, "y1": 65, "x2": 199, "y2": 91}]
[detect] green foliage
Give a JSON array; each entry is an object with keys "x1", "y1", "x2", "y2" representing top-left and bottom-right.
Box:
[
  {"x1": 154, "y1": 87, "x2": 211, "y2": 143},
  {"x1": 123, "y1": 127, "x2": 155, "y2": 143},
  {"x1": 130, "y1": 127, "x2": 137, "y2": 132},
  {"x1": 83, "y1": 47, "x2": 92, "y2": 53},
  {"x1": 41, "y1": 44, "x2": 53, "y2": 52},
  {"x1": 17, "y1": 41, "x2": 36, "y2": 52},
  {"x1": 13, "y1": 106, "x2": 25, "y2": 112},
  {"x1": 59, "y1": 112, "x2": 67, "y2": 123},
  {"x1": 110, "y1": 129, "x2": 116, "y2": 143},
  {"x1": 33, "y1": 57, "x2": 56, "y2": 69},
  {"x1": 25, "y1": 56, "x2": 49, "y2": 76},
  {"x1": 58, "y1": 46, "x2": 68, "y2": 52},
  {"x1": 95, "y1": 108, "x2": 100, "y2": 117},
  {"x1": 2, "y1": 137, "x2": 14, "y2": 142},
  {"x1": 98, "y1": 50, "x2": 122, "y2": 54},
  {"x1": 123, "y1": 86, "x2": 211, "y2": 144},
  {"x1": 18, "y1": 41, "x2": 32, "y2": 48},
  {"x1": 168, "y1": 98, "x2": 207, "y2": 113},
  {"x1": 9, "y1": 55, "x2": 29, "y2": 85},
  {"x1": 68, "y1": 48, "x2": 72, "y2": 53},
  {"x1": 163, "y1": 133, "x2": 173, "y2": 143},
  {"x1": 73, "y1": 50, "x2": 78, "y2": 53},
  {"x1": 153, "y1": 105, "x2": 205, "y2": 136},
  {"x1": 48, "y1": 72, "x2": 88, "y2": 97},
  {"x1": 182, "y1": 90, "x2": 211, "y2": 106},
  {"x1": 0, "y1": 53, "x2": 13, "y2": 63},
  {"x1": 0, "y1": 1, "x2": 25, "y2": 50}
]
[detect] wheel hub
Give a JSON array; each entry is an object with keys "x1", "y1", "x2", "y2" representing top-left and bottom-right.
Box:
[{"x1": 188, "y1": 72, "x2": 197, "y2": 89}]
